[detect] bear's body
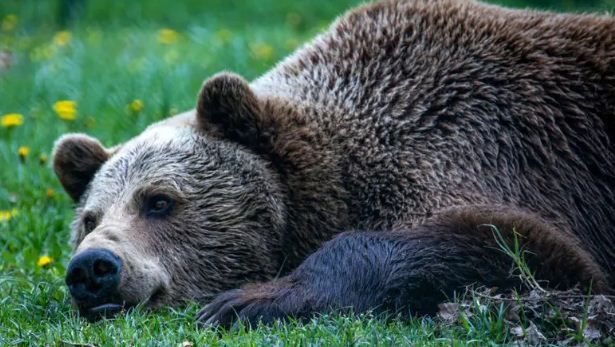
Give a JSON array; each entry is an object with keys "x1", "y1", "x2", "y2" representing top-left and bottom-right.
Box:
[
  {"x1": 248, "y1": 0, "x2": 615, "y2": 272},
  {"x1": 53, "y1": 0, "x2": 614, "y2": 325}
]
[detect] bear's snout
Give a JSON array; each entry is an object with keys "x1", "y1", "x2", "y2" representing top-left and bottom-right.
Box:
[{"x1": 65, "y1": 248, "x2": 124, "y2": 320}]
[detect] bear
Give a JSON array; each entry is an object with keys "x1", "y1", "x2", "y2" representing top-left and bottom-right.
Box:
[{"x1": 52, "y1": 0, "x2": 615, "y2": 327}]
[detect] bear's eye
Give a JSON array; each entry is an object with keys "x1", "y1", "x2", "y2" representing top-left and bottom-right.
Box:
[
  {"x1": 83, "y1": 215, "x2": 97, "y2": 234},
  {"x1": 145, "y1": 195, "x2": 174, "y2": 218}
]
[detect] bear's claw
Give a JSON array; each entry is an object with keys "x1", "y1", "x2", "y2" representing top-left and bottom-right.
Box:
[{"x1": 196, "y1": 285, "x2": 293, "y2": 329}]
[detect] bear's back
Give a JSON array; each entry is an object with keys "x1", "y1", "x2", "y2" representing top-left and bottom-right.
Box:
[{"x1": 253, "y1": 0, "x2": 615, "y2": 272}]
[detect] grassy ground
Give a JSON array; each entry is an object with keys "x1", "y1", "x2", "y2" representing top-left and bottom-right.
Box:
[{"x1": 1, "y1": 0, "x2": 614, "y2": 345}]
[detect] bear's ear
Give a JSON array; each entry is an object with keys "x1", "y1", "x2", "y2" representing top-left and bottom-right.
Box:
[
  {"x1": 196, "y1": 72, "x2": 265, "y2": 149},
  {"x1": 52, "y1": 134, "x2": 110, "y2": 202}
]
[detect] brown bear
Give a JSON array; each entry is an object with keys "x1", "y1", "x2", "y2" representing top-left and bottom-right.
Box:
[{"x1": 52, "y1": 0, "x2": 615, "y2": 327}]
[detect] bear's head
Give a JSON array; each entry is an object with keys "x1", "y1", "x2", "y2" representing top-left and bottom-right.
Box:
[{"x1": 53, "y1": 73, "x2": 288, "y2": 319}]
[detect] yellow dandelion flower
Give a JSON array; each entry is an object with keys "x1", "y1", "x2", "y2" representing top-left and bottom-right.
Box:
[
  {"x1": 1, "y1": 113, "x2": 23, "y2": 128},
  {"x1": 18, "y1": 146, "x2": 30, "y2": 159},
  {"x1": 37, "y1": 255, "x2": 54, "y2": 267},
  {"x1": 53, "y1": 31, "x2": 72, "y2": 47},
  {"x1": 0, "y1": 208, "x2": 17, "y2": 222},
  {"x1": 214, "y1": 28, "x2": 233, "y2": 43},
  {"x1": 157, "y1": 28, "x2": 179, "y2": 45},
  {"x1": 0, "y1": 211, "x2": 10, "y2": 221},
  {"x1": 39, "y1": 154, "x2": 48, "y2": 165},
  {"x1": 1, "y1": 14, "x2": 17, "y2": 32},
  {"x1": 250, "y1": 42, "x2": 274, "y2": 61},
  {"x1": 46, "y1": 188, "x2": 55, "y2": 198},
  {"x1": 53, "y1": 100, "x2": 77, "y2": 121},
  {"x1": 129, "y1": 99, "x2": 144, "y2": 113}
]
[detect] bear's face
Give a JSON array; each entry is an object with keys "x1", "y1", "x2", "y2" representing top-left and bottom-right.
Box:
[{"x1": 53, "y1": 74, "x2": 287, "y2": 319}]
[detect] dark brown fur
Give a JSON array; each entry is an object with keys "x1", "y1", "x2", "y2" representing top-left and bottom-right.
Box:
[
  {"x1": 198, "y1": 206, "x2": 609, "y2": 327},
  {"x1": 195, "y1": 0, "x2": 615, "y2": 326}
]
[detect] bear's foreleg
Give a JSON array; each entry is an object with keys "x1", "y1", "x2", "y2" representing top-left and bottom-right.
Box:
[{"x1": 196, "y1": 206, "x2": 607, "y2": 329}]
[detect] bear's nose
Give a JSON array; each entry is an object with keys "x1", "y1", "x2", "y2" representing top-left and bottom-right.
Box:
[{"x1": 65, "y1": 248, "x2": 122, "y2": 305}]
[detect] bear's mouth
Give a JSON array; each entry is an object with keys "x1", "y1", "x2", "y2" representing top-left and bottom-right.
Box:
[{"x1": 79, "y1": 286, "x2": 166, "y2": 321}]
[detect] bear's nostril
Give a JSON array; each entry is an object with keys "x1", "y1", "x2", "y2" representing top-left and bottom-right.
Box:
[{"x1": 93, "y1": 259, "x2": 116, "y2": 277}]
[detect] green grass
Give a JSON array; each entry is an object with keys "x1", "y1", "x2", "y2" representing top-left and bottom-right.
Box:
[{"x1": 1, "y1": 0, "x2": 615, "y2": 345}]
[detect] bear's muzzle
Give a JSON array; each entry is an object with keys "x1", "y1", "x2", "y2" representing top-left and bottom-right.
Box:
[{"x1": 65, "y1": 248, "x2": 126, "y2": 320}]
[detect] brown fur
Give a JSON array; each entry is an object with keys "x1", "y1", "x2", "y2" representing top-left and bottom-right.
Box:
[
  {"x1": 198, "y1": 207, "x2": 609, "y2": 327},
  {"x1": 53, "y1": 0, "x2": 614, "y2": 324},
  {"x1": 53, "y1": 135, "x2": 110, "y2": 201}
]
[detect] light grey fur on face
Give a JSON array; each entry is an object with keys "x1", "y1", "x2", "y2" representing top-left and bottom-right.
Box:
[{"x1": 69, "y1": 125, "x2": 286, "y2": 306}]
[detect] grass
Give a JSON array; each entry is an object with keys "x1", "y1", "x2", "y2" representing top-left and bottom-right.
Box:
[
  {"x1": 489, "y1": 225, "x2": 546, "y2": 293},
  {"x1": 1, "y1": 0, "x2": 615, "y2": 345}
]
